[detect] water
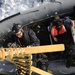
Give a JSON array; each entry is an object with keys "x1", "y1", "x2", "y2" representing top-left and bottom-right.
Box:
[{"x1": 0, "y1": 0, "x2": 52, "y2": 20}]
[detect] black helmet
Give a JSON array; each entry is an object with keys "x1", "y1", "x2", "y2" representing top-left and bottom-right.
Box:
[
  {"x1": 12, "y1": 23, "x2": 22, "y2": 34},
  {"x1": 57, "y1": 19, "x2": 63, "y2": 26},
  {"x1": 55, "y1": 19, "x2": 63, "y2": 31},
  {"x1": 53, "y1": 19, "x2": 63, "y2": 26}
]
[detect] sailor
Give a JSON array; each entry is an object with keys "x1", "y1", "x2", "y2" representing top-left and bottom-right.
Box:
[
  {"x1": 49, "y1": 15, "x2": 61, "y2": 29},
  {"x1": 3, "y1": 23, "x2": 49, "y2": 73},
  {"x1": 2, "y1": 23, "x2": 40, "y2": 74},
  {"x1": 63, "y1": 17, "x2": 75, "y2": 43},
  {"x1": 50, "y1": 19, "x2": 67, "y2": 44},
  {"x1": 50, "y1": 19, "x2": 75, "y2": 68},
  {"x1": 3, "y1": 23, "x2": 40, "y2": 47}
]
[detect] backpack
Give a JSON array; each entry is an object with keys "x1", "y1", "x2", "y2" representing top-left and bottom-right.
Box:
[{"x1": 63, "y1": 17, "x2": 72, "y2": 30}]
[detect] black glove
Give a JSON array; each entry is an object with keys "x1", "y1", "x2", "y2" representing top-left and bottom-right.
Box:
[{"x1": 8, "y1": 42, "x2": 18, "y2": 48}]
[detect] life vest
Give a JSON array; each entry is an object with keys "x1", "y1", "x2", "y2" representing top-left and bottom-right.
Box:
[{"x1": 50, "y1": 24, "x2": 67, "y2": 36}]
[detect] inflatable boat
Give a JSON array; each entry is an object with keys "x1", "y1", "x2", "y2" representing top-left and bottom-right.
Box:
[{"x1": 0, "y1": 0, "x2": 75, "y2": 75}]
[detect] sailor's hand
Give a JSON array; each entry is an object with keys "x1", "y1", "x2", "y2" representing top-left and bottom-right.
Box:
[
  {"x1": 8, "y1": 42, "x2": 18, "y2": 48},
  {"x1": 53, "y1": 37, "x2": 58, "y2": 41},
  {"x1": 26, "y1": 45, "x2": 31, "y2": 47}
]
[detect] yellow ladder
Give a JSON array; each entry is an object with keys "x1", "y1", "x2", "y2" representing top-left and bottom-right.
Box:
[{"x1": 0, "y1": 44, "x2": 64, "y2": 75}]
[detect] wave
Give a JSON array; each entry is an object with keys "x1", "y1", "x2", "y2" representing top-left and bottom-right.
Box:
[{"x1": 0, "y1": 0, "x2": 52, "y2": 20}]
